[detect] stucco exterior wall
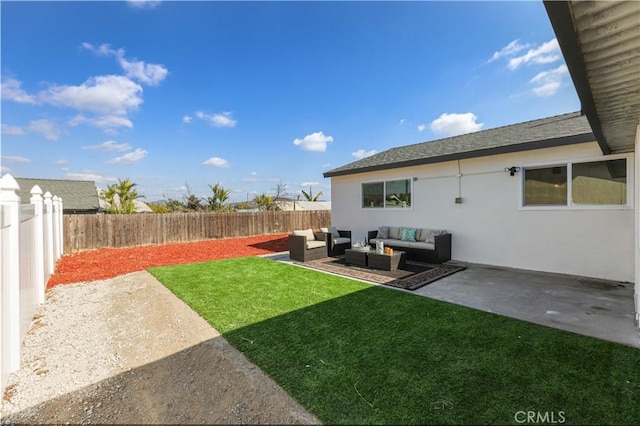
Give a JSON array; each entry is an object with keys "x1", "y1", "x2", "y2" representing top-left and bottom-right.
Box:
[
  {"x1": 329, "y1": 141, "x2": 634, "y2": 282},
  {"x1": 635, "y1": 124, "x2": 640, "y2": 325}
]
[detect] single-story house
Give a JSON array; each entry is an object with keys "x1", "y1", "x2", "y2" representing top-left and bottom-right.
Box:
[
  {"x1": 15, "y1": 177, "x2": 100, "y2": 214},
  {"x1": 544, "y1": 0, "x2": 639, "y2": 327},
  {"x1": 324, "y1": 0, "x2": 640, "y2": 327},
  {"x1": 324, "y1": 111, "x2": 632, "y2": 283}
]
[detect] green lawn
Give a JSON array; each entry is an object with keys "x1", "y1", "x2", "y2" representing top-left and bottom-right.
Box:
[{"x1": 148, "y1": 256, "x2": 640, "y2": 425}]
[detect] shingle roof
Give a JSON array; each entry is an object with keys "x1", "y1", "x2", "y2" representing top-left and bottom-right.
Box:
[
  {"x1": 324, "y1": 112, "x2": 595, "y2": 178},
  {"x1": 15, "y1": 178, "x2": 100, "y2": 213}
]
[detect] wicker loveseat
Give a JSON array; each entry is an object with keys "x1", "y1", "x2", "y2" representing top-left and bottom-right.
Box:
[
  {"x1": 288, "y1": 228, "x2": 328, "y2": 262},
  {"x1": 368, "y1": 226, "x2": 451, "y2": 264}
]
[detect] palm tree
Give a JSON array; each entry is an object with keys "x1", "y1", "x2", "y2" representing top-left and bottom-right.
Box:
[
  {"x1": 206, "y1": 182, "x2": 231, "y2": 211},
  {"x1": 253, "y1": 193, "x2": 274, "y2": 211},
  {"x1": 102, "y1": 178, "x2": 143, "y2": 214},
  {"x1": 301, "y1": 185, "x2": 323, "y2": 202}
]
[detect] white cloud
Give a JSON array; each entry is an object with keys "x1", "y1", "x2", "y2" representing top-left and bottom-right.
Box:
[
  {"x1": 1, "y1": 120, "x2": 61, "y2": 140},
  {"x1": 300, "y1": 181, "x2": 319, "y2": 187},
  {"x1": 82, "y1": 43, "x2": 168, "y2": 86},
  {"x1": 322, "y1": 163, "x2": 332, "y2": 168},
  {"x1": 352, "y1": 149, "x2": 378, "y2": 160},
  {"x1": 183, "y1": 115, "x2": 193, "y2": 123},
  {"x1": 194, "y1": 111, "x2": 237, "y2": 128},
  {"x1": 127, "y1": 0, "x2": 162, "y2": 9},
  {"x1": 417, "y1": 124, "x2": 426, "y2": 132},
  {"x1": 55, "y1": 159, "x2": 67, "y2": 166},
  {"x1": 430, "y1": 113, "x2": 484, "y2": 137},
  {"x1": 243, "y1": 171, "x2": 258, "y2": 182},
  {"x1": 107, "y1": 148, "x2": 148, "y2": 164},
  {"x1": 116, "y1": 52, "x2": 168, "y2": 86},
  {"x1": 68, "y1": 114, "x2": 134, "y2": 131},
  {"x1": 1, "y1": 155, "x2": 31, "y2": 163},
  {"x1": 293, "y1": 131, "x2": 333, "y2": 152},
  {"x1": 1, "y1": 166, "x2": 11, "y2": 174},
  {"x1": 41, "y1": 75, "x2": 143, "y2": 117},
  {"x1": 508, "y1": 39, "x2": 561, "y2": 70},
  {"x1": 1, "y1": 123, "x2": 26, "y2": 136},
  {"x1": 399, "y1": 119, "x2": 405, "y2": 126},
  {"x1": 80, "y1": 42, "x2": 113, "y2": 56},
  {"x1": 203, "y1": 157, "x2": 230, "y2": 168},
  {"x1": 29, "y1": 119, "x2": 62, "y2": 140},
  {"x1": 489, "y1": 39, "x2": 530, "y2": 63},
  {"x1": 83, "y1": 140, "x2": 132, "y2": 151},
  {"x1": 0, "y1": 78, "x2": 38, "y2": 104},
  {"x1": 65, "y1": 171, "x2": 117, "y2": 183},
  {"x1": 530, "y1": 64, "x2": 568, "y2": 97}
]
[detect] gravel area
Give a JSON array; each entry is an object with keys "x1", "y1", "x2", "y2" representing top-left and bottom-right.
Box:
[{"x1": 1, "y1": 271, "x2": 320, "y2": 424}]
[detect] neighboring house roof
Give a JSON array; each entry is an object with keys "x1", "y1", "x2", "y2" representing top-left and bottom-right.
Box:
[
  {"x1": 544, "y1": 0, "x2": 640, "y2": 154},
  {"x1": 324, "y1": 112, "x2": 594, "y2": 178},
  {"x1": 14, "y1": 177, "x2": 100, "y2": 213},
  {"x1": 275, "y1": 200, "x2": 332, "y2": 211}
]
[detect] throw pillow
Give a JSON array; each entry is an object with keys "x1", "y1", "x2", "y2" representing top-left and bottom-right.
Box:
[
  {"x1": 320, "y1": 227, "x2": 329, "y2": 233},
  {"x1": 328, "y1": 226, "x2": 340, "y2": 237},
  {"x1": 377, "y1": 226, "x2": 389, "y2": 239},
  {"x1": 401, "y1": 227, "x2": 417, "y2": 242},
  {"x1": 424, "y1": 229, "x2": 447, "y2": 244},
  {"x1": 389, "y1": 226, "x2": 402, "y2": 239}
]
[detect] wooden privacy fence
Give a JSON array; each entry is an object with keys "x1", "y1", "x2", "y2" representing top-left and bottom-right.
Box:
[{"x1": 64, "y1": 210, "x2": 332, "y2": 253}]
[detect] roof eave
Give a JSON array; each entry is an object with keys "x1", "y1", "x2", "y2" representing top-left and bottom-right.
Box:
[
  {"x1": 323, "y1": 132, "x2": 595, "y2": 178},
  {"x1": 543, "y1": 0, "x2": 610, "y2": 155}
]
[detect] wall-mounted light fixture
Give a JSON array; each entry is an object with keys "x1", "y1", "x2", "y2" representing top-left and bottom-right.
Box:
[{"x1": 505, "y1": 166, "x2": 521, "y2": 176}]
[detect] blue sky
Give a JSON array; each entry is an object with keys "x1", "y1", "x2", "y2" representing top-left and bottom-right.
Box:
[{"x1": 1, "y1": 0, "x2": 580, "y2": 203}]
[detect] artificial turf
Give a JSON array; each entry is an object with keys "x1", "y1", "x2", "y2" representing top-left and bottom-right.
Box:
[{"x1": 148, "y1": 256, "x2": 640, "y2": 425}]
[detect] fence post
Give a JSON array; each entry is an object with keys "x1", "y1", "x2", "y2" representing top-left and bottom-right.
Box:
[
  {"x1": 0, "y1": 174, "x2": 22, "y2": 385},
  {"x1": 57, "y1": 197, "x2": 63, "y2": 256},
  {"x1": 30, "y1": 185, "x2": 45, "y2": 304},
  {"x1": 52, "y1": 196, "x2": 60, "y2": 262},
  {"x1": 43, "y1": 192, "x2": 54, "y2": 278}
]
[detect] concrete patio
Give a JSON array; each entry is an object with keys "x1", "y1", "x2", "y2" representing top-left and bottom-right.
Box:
[{"x1": 270, "y1": 253, "x2": 639, "y2": 348}]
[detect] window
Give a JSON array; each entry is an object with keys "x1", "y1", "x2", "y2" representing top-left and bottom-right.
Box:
[
  {"x1": 523, "y1": 158, "x2": 628, "y2": 208},
  {"x1": 572, "y1": 159, "x2": 626, "y2": 205},
  {"x1": 524, "y1": 166, "x2": 567, "y2": 206},
  {"x1": 362, "y1": 182, "x2": 384, "y2": 208},
  {"x1": 362, "y1": 179, "x2": 412, "y2": 209}
]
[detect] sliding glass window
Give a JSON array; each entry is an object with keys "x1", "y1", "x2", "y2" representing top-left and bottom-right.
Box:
[{"x1": 362, "y1": 179, "x2": 412, "y2": 209}]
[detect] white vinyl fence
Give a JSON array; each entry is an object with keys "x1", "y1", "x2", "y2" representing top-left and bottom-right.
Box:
[{"x1": 1, "y1": 174, "x2": 63, "y2": 391}]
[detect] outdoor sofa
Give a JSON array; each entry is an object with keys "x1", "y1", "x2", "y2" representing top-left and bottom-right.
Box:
[
  {"x1": 288, "y1": 228, "x2": 329, "y2": 262},
  {"x1": 368, "y1": 226, "x2": 451, "y2": 264}
]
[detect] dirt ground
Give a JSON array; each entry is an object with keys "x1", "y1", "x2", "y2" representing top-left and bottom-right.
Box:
[{"x1": 1, "y1": 270, "x2": 320, "y2": 424}]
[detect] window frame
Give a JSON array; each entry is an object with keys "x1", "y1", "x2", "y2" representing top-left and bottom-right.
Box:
[
  {"x1": 361, "y1": 178, "x2": 413, "y2": 210},
  {"x1": 519, "y1": 154, "x2": 632, "y2": 211}
]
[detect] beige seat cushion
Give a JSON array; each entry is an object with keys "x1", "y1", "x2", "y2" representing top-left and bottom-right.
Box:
[{"x1": 306, "y1": 240, "x2": 326, "y2": 250}]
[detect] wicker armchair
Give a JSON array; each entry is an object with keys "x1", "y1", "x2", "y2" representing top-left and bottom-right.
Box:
[
  {"x1": 288, "y1": 229, "x2": 328, "y2": 262},
  {"x1": 326, "y1": 229, "x2": 352, "y2": 257}
]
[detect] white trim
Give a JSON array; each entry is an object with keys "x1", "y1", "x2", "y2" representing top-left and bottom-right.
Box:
[
  {"x1": 518, "y1": 153, "x2": 633, "y2": 211},
  {"x1": 360, "y1": 177, "x2": 414, "y2": 211}
]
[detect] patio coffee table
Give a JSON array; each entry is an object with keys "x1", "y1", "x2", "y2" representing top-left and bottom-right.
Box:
[
  {"x1": 344, "y1": 248, "x2": 369, "y2": 267},
  {"x1": 367, "y1": 251, "x2": 406, "y2": 271}
]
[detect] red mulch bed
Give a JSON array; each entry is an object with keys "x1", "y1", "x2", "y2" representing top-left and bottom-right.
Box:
[{"x1": 48, "y1": 233, "x2": 289, "y2": 288}]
